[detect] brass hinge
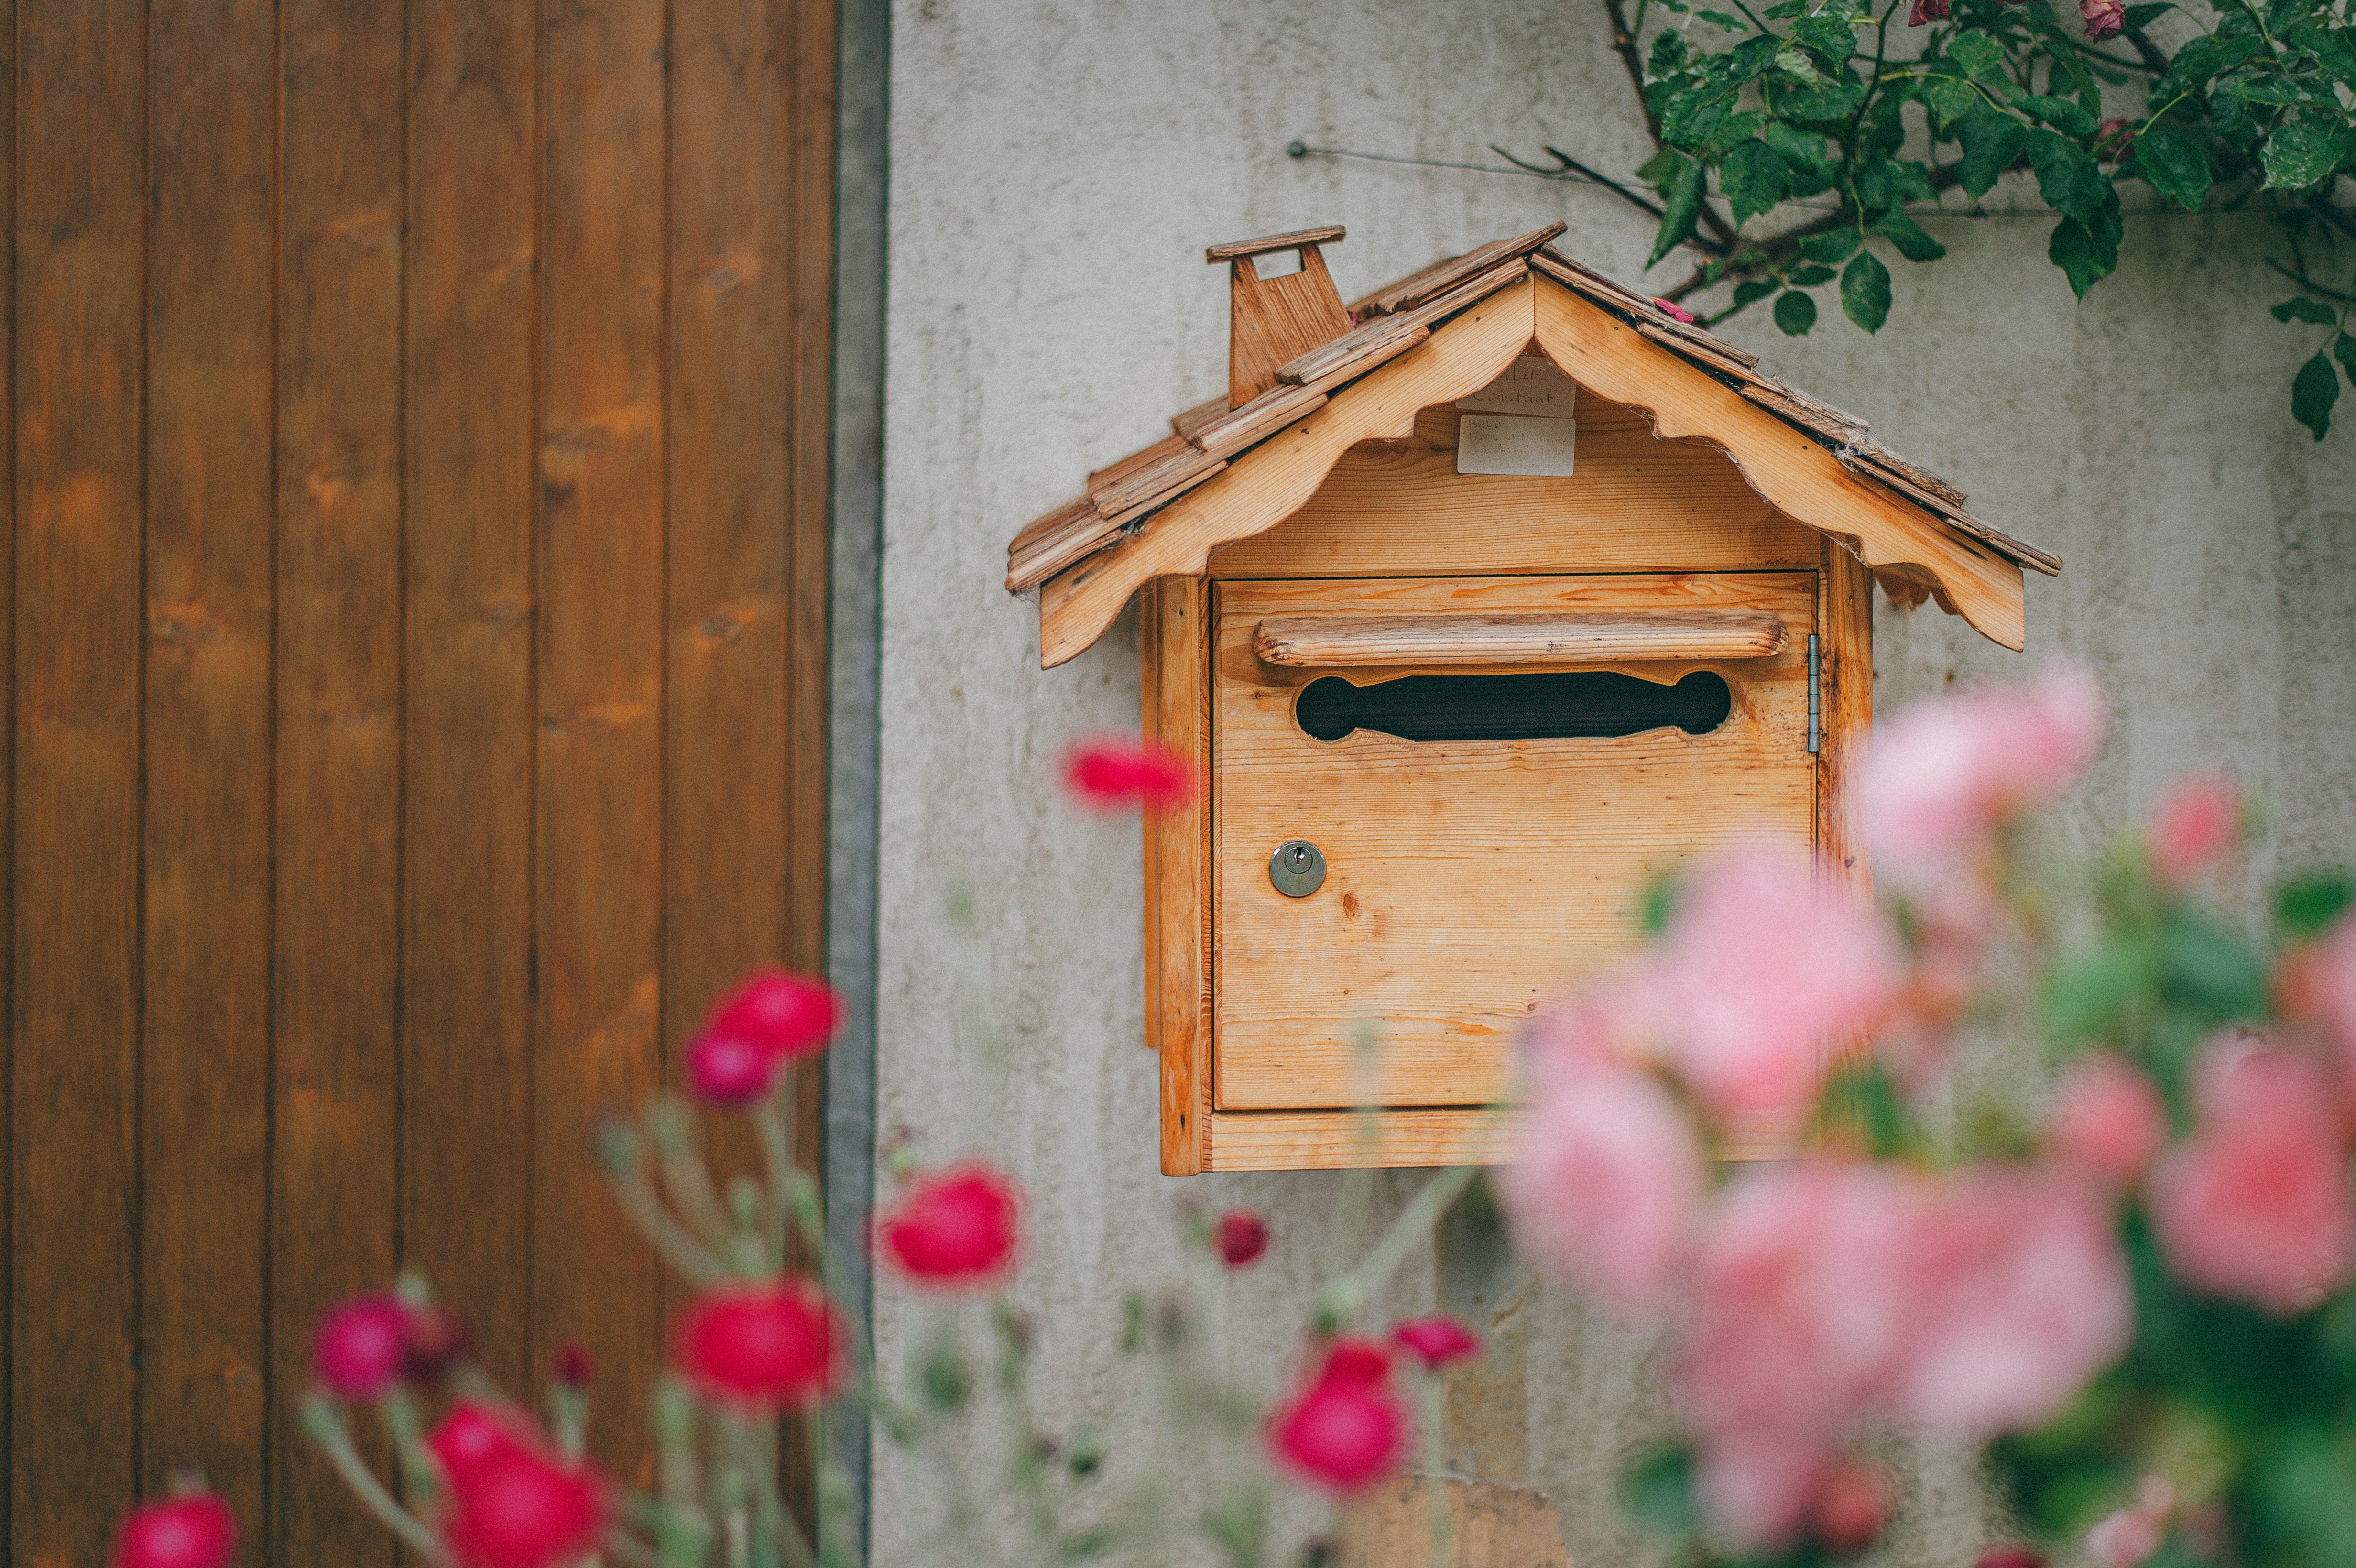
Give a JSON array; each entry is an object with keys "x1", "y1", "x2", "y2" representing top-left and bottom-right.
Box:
[{"x1": 1806, "y1": 633, "x2": 1822, "y2": 755}]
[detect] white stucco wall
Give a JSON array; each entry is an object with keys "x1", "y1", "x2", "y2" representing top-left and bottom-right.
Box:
[{"x1": 873, "y1": 2, "x2": 2356, "y2": 1561}]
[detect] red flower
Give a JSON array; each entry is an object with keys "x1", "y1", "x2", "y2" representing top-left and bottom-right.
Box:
[
  {"x1": 706, "y1": 969, "x2": 843, "y2": 1063},
  {"x1": 1906, "y1": 0, "x2": 1949, "y2": 22},
  {"x1": 1214, "y1": 1209, "x2": 1270, "y2": 1267},
  {"x1": 2148, "y1": 773, "x2": 2241, "y2": 889},
  {"x1": 1653, "y1": 297, "x2": 1700, "y2": 324},
  {"x1": 311, "y1": 1294, "x2": 413, "y2": 1400},
  {"x1": 1063, "y1": 738, "x2": 1192, "y2": 813},
  {"x1": 1391, "y1": 1315, "x2": 1482, "y2": 1371},
  {"x1": 550, "y1": 1343, "x2": 594, "y2": 1392},
  {"x1": 675, "y1": 1280, "x2": 844, "y2": 1410},
  {"x1": 2081, "y1": 0, "x2": 2124, "y2": 38},
  {"x1": 429, "y1": 1402, "x2": 534, "y2": 1483},
  {"x1": 877, "y1": 1165, "x2": 1020, "y2": 1287},
  {"x1": 111, "y1": 1493, "x2": 238, "y2": 1568},
  {"x1": 402, "y1": 1303, "x2": 471, "y2": 1385},
  {"x1": 687, "y1": 1031, "x2": 777, "y2": 1106},
  {"x1": 429, "y1": 1405, "x2": 608, "y2": 1568},
  {"x1": 1268, "y1": 1338, "x2": 1411, "y2": 1493},
  {"x1": 1812, "y1": 1460, "x2": 1890, "y2": 1552}
]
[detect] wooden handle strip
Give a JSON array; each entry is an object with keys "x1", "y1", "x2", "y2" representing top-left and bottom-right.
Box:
[{"x1": 1251, "y1": 610, "x2": 1788, "y2": 668}]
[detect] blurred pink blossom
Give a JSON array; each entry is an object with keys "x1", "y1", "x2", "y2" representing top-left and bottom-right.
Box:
[
  {"x1": 2086, "y1": 1478, "x2": 2175, "y2": 1568},
  {"x1": 1889, "y1": 1168, "x2": 2133, "y2": 1436},
  {"x1": 1862, "y1": 664, "x2": 2105, "y2": 880},
  {"x1": 2046, "y1": 1054, "x2": 2170, "y2": 1187},
  {"x1": 2303, "y1": 912, "x2": 2356, "y2": 1069},
  {"x1": 2149, "y1": 1038, "x2": 2356, "y2": 1314},
  {"x1": 1655, "y1": 852, "x2": 1899, "y2": 1128},
  {"x1": 1502, "y1": 1043, "x2": 1704, "y2": 1311},
  {"x1": 2147, "y1": 773, "x2": 2242, "y2": 889}
]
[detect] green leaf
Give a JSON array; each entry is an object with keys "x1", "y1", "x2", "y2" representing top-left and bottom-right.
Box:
[
  {"x1": 1731, "y1": 277, "x2": 1781, "y2": 309},
  {"x1": 2028, "y1": 128, "x2": 2112, "y2": 227},
  {"x1": 1720, "y1": 140, "x2": 1789, "y2": 225},
  {"x1": 1648, "y1": 29, "x2": 1689, "y2": 75},
  {"x1": 2160, "y1": 906, "x2": 2271, "y2": 1021},
  {"x1": 2039, "y1": 938, "x2": 2156, "y2": 1044},
  {"x1": 1785, "y1": 262, "x2": 1836, "y2": 286},
  {"x1": 2263, "y1": 116, "x2": 2346, "y2": 190},
  {"x1": 1872, "y1": 207, "x2": 1949, "y2": 261},
  {"x1": 1778, "y1": 78, "x2": 1869, "y2": 126},
  {"x1": 1695, "y1": 8, "x2": 1749, "y2": 28},
  {"x1": 2225, "y1": 76, "x2": 2340, "y2": 107},
  {"x1": 1958, "y1": 107, "x2": 2030, "y2": 198},
  {"x1": 1772, "y1": 44, "x2": 1822, "y2": 81},
  {"x1": 1841, "y1": 250, "x2": 1892, "y2": 332},
  {"x1": 2049, "y1": 189, "x2": 2122, "y2": 299},
  {"x1": 1648, "y1": 155, "x2": 1709, "y2": 267},
  {"x1": 2133, "y1": 122, "x2": 2212, "y2": 212},
  {"x1": 2273, "y1": 296, "x2": 2340, "y2": 325},
  {"x1": 1773, "y1": 288, "x2": 1819, "y2": 335},
  {"x1": 2276, "y1": 871, "x2": 2355, "y2": 938},
  {"x1": 1919, "y1": 73, "x2": 1981, "y2": 133},
  {"x1": 1947, "y1": 30, "x2": 2008, "y2": 82},
  {"x1": 1622, "y1": 1447, "x2": 1706, "y2": 1533},
  {"x1": 1799, "y1": 228, "x2": 1863, "y2": 264},
  {"x1": 2292, "y1": 347, "x2": 2340, "y2": 440},
  {"x1": 1633, "y1": 145, "x2": 1685, "y2": 184},
  {"x1": 2013, "y1": 93, "x2": 2101, "y2": 137},
  {"x1": 2122, "y1": 1, "x2": 2170, "y2": 24},
  {"x1": 1791, "y1": 11, "x2": 1864, "y2": 64},
  {"x1": 2166, "y1": 33, "x2": 2272, "y2": 93},
  {"x1": 1661, "y1": 88, "x2": 1736, "y2": 151},
  {"x1": 1764, "y1": 0, "x2": 1807, "y2": 15},
  {"x1": 2338, "y1": 333, "x2": 2356, "y2": 380}
]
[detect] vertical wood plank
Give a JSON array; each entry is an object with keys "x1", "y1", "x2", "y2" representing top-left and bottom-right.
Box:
[
  {"x1": 539, "y1": 0, "x2": 670, "y2": 1478},
  {"x1": 783, "y1": 0, "x2": 834, "y2": 981},
  {"x1": 1818, "y1": 538, "x2": 1874, "y2": 895},
  {"x1": 0, "y1": 0, "x2": 19, "y2": 1548},
  {"x1": 1147, "y1": 579, "x2": 1214, "y2": 1176},
  {"x1": 141, "y1": 0, "x2": 276, "y2": 1525},
  {"x1": 403, "y1": 0, "x2": 539, "y2": 1401},
  {"x1": 12, "y1": 0, "x2": 146, "y2": 1557},
  {"x1": 274, "y1": 0, "x2": 405, "y2": 1557}
]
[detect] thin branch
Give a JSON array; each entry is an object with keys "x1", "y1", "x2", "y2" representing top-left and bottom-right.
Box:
[
  {"x1": 1492, "y1": 143, "x2": 1664, "y2": 219},
  {"x1": 2119, "y1": 23, "x2": 2172, "y2": 76},
  {"x1": 2266, "y1": 258, "x2": 2356, "y2": 303},
  {"x1": 2062, "y1": 35, "x2": 2167, "y2": 73},
  {"x1": 1597, "y1": 0, "x2": 1742, "y2": 252}
]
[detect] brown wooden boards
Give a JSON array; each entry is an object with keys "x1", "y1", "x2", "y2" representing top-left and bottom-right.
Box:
[
  {"x1": 1252, "y1": 609, "x2": 1788, "y2": 667},
  {"x1": 1211, "y1": 574, "x2": 1817, "y2": 1111},
  {"x1": 1142, "y1": 580, "x2": 1217, "y2": 1175},
  {"x1": 1226, "y1": 245, "x2": 1353, "y2": 406}
]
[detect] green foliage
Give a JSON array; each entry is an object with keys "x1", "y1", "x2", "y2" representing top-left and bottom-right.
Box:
[{"x1": 1613, "y1": 0, "x2": 2356, "y2": 438}]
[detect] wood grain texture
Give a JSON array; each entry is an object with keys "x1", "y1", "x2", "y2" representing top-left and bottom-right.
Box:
[
  {"x1": 1252, "y1": 609, "x2": 1787, "y2": 668},
  {"x1": 1819, "y1": 537, "x2": 1874, "y2": 894},
  {"x1": 1205, "y1": 402, "x2": 1821, "y2": 580},
  {"x1": 1228, "y1": 247, "x2": 1352, "y2": 407},
  {"x1": 404, "y1": 0, "x2": 540, "y2": 1402},
  {"x1": 275, "y1": 0, "x2": 407, "y2": 1556},
  {"x1": 1039, "y1": 277, "x2": 1543, "y2": 667},
  {"x1": 1204, "y1": 1110, "x2": 1511, "y2": 1170},
  {"x1": 1213, "y1": 575, "x2": 1816, "y2": 1111},
  {"x1": 13, "y1": 0, "x2": 145, "y2": 1556},
  {"x1": 1351, "y1": 224, "x2": 1565, "y2": 319},
  {"x1": 142, "y1": 0, "x2": 275, "y2": 1525},
  {"x1": 1527, "y1": 276, "x2": 2028, "y2": 649},
  {"x1": 1205, "y1": 225, "x2": 1345, "y2": 261},
  {"x1": 1143, "y1": 579, "x2": 1217, "y2": 1175}
]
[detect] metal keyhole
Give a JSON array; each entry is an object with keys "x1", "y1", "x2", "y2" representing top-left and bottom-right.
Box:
[{"x1": 1269, "y1": 839, "x2": 1327, "y2": 898}]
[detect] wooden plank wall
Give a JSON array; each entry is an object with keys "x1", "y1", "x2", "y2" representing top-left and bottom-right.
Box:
[{"x1": 2, "y1": 0, "x2": 836, "y2": 1559}]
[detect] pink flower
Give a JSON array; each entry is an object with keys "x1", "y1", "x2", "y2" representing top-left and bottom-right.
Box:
[
  {"x1": 2147, "y1": 773, "x2": 2241, "y2": 888},
  {"x1": 1268, "y1": 1338, "x2": 1411, "y2": 1493},
  {"x1": 1888, "y1": 1168, "x2": 2133, "y2": 1436},
  {"x1": 1907, "y1": 0, "x2": 1949, "y2": 24},
  {"x1": 1063, "y1": 737, "x2": 1192, "y2": 813},
  {"x1": 1679, "y1": 1164, "x2": 1926, "y2": 1546},
  {"x1": 1862, "y1": 664, "x2": 2106, "y2": 880},
  {"x1": 310, "y1": 1293, "x2": 414, "y2": 1400},
  {"x1": 686, "y1": 1031, "x2": 777, "y2": 1106},
  {"x1": 705, "y1": 969, "x2": 842, "y2": 1062},
  {"x1": 429, "y1": 1404, "x2": 610, "y2": 1568},
  {"x1": 1214, "y1": 1209, "x2": 1270, "y2": 1267},
  {"x1": 2046, "y1": 1054, "x2": 2170, "y2": 1187},
  {"x1": 1974, "y1": 1550, "x2": 2046, "y2": 1568},
  {"x1": 1501, "y1": 1043, "x2": 1704, "y2": 1310},
  {"x1": 675, "y1": 1280, "x2": 844, "y2": 1410},
  {"x1": 1812, "y1": 1459, "x2": 1890, "y2": 1552},
  {"x1": 1655, "y1": 852, "x2": 1899, "y2": 1128},
  {"x1": 2086, "y1": 1479, "x2": 2175, "y2": 1568},
  {"x1": 2293, "y1": 912, "x2": 2356, "y2": 1070},
  {"x1": 2080, "y1": 0, "x2": 2124, "y2": 38},
  {"x1": 1391, "y1": 1315, "x2": 1482, "y2": 1371},
  {"x1": 2149, "y1": 1039, "x2": 2356, "y2": 1314},
  {"x1": 1654, "y1": 297, "x2": 1699, "y2": 324},
  {"x1": 877, "y1": 1165, "x2": 1021, "y2": 1287},
  {"x1": 111, "y1": 1494, "x2": 238, "y2": 1568}
]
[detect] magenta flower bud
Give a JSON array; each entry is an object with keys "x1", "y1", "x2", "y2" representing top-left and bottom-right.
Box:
[
  {"x1": 110, "y1": 1493, "x2": 237, "y2": 1568},
  {"x1": 551, "y1": 1343, "x2": 594, "y2": 1392},
  {"x1": 311, "y1": 1293, "x2": 413, "y2": 1400},
  {"x1": 687, "y1": 1031, "x2": 777, "y2": 1106}
]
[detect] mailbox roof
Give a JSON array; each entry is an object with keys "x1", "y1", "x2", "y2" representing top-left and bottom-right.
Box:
[{"x1": 1007, "y1": 231, "x2": 2060, "y2": 663}]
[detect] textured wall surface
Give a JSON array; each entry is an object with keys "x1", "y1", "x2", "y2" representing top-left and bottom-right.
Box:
[{"x1": 874, "y1": 1, "x2": 2356, "y2": 1561}]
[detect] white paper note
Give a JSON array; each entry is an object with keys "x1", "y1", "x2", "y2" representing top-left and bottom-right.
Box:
[{"x1": 1456, "y1": 413, "x2": 1579, "y2": 476}]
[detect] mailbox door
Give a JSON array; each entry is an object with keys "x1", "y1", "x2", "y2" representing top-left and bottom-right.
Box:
[{"x1": 1211, "y1": 572, "x2": 1816, "y2": 1111}]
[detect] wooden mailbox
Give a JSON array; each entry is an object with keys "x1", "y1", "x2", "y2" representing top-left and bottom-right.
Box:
[{"x1": 1006, "y1": 224, "x2": 2061, "y2": 1175}]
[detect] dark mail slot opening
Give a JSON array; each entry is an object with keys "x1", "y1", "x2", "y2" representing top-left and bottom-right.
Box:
[{"x1": 1295, "y1": 669, "x2": 1732, "y2": 744}]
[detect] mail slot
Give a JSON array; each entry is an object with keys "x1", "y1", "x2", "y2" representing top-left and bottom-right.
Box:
[{"x1": 1004, "y1": 223, "x2": 2059, "y2": 1172}]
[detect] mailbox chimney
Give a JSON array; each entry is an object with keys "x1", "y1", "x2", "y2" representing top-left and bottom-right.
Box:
[{"x1": 1204, "y1": 226, "x2": 1352, "y2": 409}]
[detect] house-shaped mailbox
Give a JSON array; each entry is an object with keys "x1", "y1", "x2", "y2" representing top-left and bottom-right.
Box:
[{"x1": 1006, "y1": 223, "x2": 2061, "y2": 1176}]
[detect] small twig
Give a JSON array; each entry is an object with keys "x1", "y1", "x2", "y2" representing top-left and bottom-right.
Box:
[
  {"x1": 2266, "y1": 258, "x2": 2356, "y2": 303},
  {"x1": 300, "y1": 1397, "x2": 452, "y2": 1561},
  {"x1": 1596, "y1": 0, "x2": 1740, "y2": 252},
  {"x1": 2062, "y1": 35, "x2": 2166, "y2": 73},
  {"x1": 1491, "y1": 144, "x2": 1665, "y2": 220}
]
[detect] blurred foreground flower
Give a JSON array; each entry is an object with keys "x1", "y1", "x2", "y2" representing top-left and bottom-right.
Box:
[
  {"x1": 430, "y1": 1402, "x2": 609, "y2": 1568},
  {"x1": 1063, "y1": 736, "x2": 1192, "y2": 812},
  {"x1": 1214, "y1": 1207, "x2": 1270, "y2": 1267},
  {"x1": 676, "y1": 1280, "x2": 845, "y2": 1410},
  {"x1": 1391, "y1": 1315, "x2": 1480, "y2": 1371},
  {"x1": 111, "y1": 1492, "x2": 236, "y2": 1568},
  {"x1": 878, "y1": 1164, "x2": 1021, "y2": 1287},
  {"x1": 1268, "y1": 1338, "x2": 1411, "y2": 1493}
]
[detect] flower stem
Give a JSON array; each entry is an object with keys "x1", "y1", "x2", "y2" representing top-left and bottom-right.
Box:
[
  {"x1": 300, "y1": 1395, "x2": 450, "y2": 1561},
  {"x1": 1316, "y1": 1166, "x2": 1480, "y2": 1330}
]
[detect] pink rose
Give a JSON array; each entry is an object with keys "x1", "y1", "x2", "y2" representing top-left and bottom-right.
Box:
[
  {"x1": 1906, "y1": 0, "x2": 1949, "y2": 23},
  {"x1": 2147, "y1": 773, "x2": 2241, "y2": 889},
  {"x1": 2301, "y1": 912, "x2": 2356, "y2": 1069},
  {"x1": 2149, "y1": 1039, "x2": 2356, "y2": 1314},
  {"x1": 2086, "y1": 1478, "x2": 2175, "y2": 1568},
  {"x1": 1502, "y1": 1046, "x2": 1704, "y2": 1311},
  {"x1": 1889, "y1": 1168, "x2": 2133, "y2": 1436},
  {"x1": 2046, "y1": 1054, "x2": 2170, "y2": 1187},
  {"x1": 1862, "y1": 664, "x2": 2106, "y2": 881},
  {"x1": 2080, "y1": 0, "x2": 2124, "y2": 38},
  {"x1": 1655, "y1": 853, "x2": 1899, "y2": 1129},
  {"x1": 1679, "y1": 1164, "x2": 1927, "y2": 1546}
]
